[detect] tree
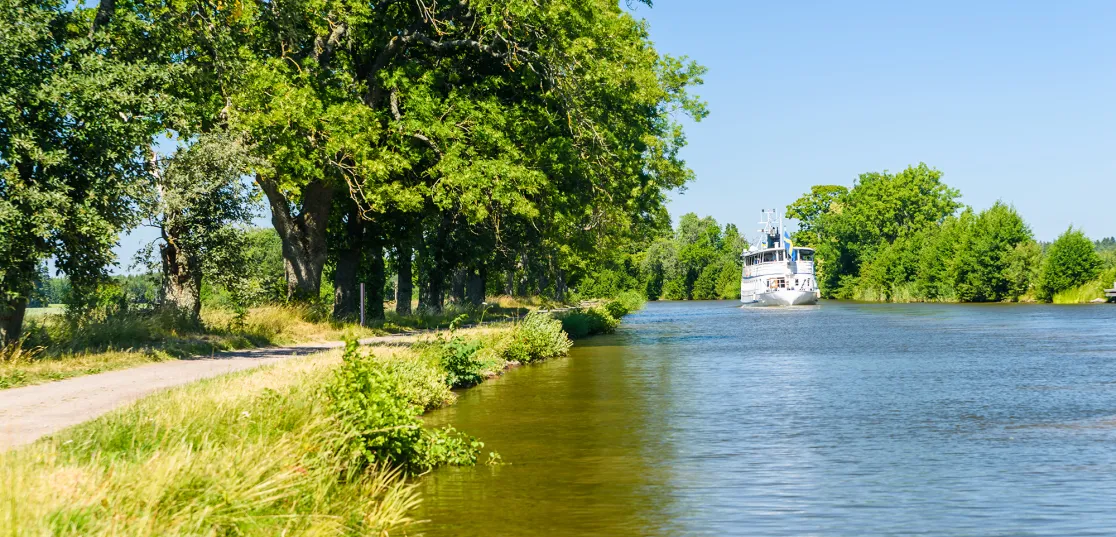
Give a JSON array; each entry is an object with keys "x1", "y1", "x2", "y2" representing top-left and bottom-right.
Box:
[
  {"x1": 144, "y1": 134, "x2": 258, "y2": 320},
  {"x1": 635, "y1": 215, "x2": 747, "y2": 301},
  {"x1": 1037, "y1": 227, "x2": 1103, "y2": 301},
  {"x1": 1, "y1": 0, "x2": 168, "y2": 345},
  {"x1": 794, "y1": 164, "x2": 961, "y2": 298},
  {"x1": 953, "y1": 202, "x2": 1035, "y2": 302},
  {"x1": 786, "y1": 185, "x2": 848, "y2": 247}
]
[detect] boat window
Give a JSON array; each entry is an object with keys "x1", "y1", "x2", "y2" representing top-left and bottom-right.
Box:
[
  {"x1": 777, "y1": 250, "x2": 785, "y2": 261},
  {"x1": 799, "y1": 250, "x2": 814, "y2": 261},
  {"x1": 762, "y1": 251, "x2": 775, "y2": 263}
]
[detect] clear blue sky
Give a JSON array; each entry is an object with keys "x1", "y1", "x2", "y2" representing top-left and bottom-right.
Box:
[
  {"x1": 630, "y1": 0, "x2": 1115, "y2": 242},
  {"x1": 113, "y1": 1, "x2": 1115, "y2": 272}
]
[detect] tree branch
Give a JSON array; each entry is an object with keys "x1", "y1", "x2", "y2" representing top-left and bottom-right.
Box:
[
  {"x1": 89, "y1": 0, "x2": 114, "y2": 35},
  {"x1": 313, "y1": 21, "x2": 348, "y2": 70}
]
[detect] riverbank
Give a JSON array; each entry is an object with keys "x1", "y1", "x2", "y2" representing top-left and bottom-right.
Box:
[{"x1": 0, "y1": 296, "x2": 641, "y2": 535}]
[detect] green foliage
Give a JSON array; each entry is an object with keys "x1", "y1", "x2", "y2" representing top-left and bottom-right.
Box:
[
  {"x1": 789, "y1": 167, "x2": 1051, "y2": 303},
  {"x1": 140, "y1": 133, "x2": 261, "y2": 317},
  {"x1": 639, "y1": 214, "x2": 747, "y2": 300},
  {"x1": 1037, "y1": 227, "x2": 1104, "y2": 301},
  {"x1": 1052, "y1": 267, "x2": 1116, "y2": 304},
  {"x1": 493, "y1": 313, "x2": 573, "y2": 363},
  {"x1": 785, "y1": 185, "x2": 848, "y2": 248},
  {"x1": 372, "y1": 352, "x2": 454, "y2": 411},
  {"x1": 558, "y1": 307, "x2": 620, "y2": 339},
  {"x1": 0, "y1": 0, "x2": 170, "y2": 343},
  {"x1": 3, "y1": 353, "x2": 421, "y2": 535},
  {"x1": 327, "y1": 341, "x2": 480, "y2": 474},
  {"x1": 428, "y1": 337, "x2": 486, "y2": 389}
]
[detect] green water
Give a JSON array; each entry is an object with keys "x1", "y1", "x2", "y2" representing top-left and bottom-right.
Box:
[{"x1": 415, "y1": 300, "x2": 1116, "y2": 536}]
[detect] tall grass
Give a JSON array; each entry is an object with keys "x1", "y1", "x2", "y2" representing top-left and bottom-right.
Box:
[
  {"x1": 0, "y1": 351, "x2": 421, "y2": 536},
  {"x1": 1053, "y1": 267, "x2": 1116, "y2": 304},
  {"x1": 2, "y1": 299, "x2": 629, "y2": 534},
  {"x1": 2, "y1": 305, "x2": 378, "y2": 390}
]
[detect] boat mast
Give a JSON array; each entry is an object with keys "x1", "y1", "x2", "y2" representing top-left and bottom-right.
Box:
[{"x1": 758, "y1": 209, "x2": 781, "y2": 250}]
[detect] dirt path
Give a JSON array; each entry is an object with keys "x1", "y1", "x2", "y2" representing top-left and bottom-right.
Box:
[{"x1": 0, "y1": 334, "x2": 420, "y2": 451}]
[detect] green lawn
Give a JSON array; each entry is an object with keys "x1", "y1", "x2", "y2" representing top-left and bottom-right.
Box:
[{"x1": 24, "y1": 305, "x2": 65, "y2": 318}]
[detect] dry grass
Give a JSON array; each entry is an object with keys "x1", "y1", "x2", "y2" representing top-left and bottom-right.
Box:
[
  {"x1": 1, "y1": 305, "x2": 382, "y2": 391},
  {"x1": 0, "y1": 349, "x2": 172, "y2": 389}
]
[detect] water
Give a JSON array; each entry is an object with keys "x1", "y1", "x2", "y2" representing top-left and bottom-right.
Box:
[{"x1": 415, "y1": 301, "x2": 1116, "y2": 536}]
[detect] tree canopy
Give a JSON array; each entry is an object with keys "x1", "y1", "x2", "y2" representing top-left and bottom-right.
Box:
[{"x1": 1, "y1": 0, "x2": 709, "y2": 342}]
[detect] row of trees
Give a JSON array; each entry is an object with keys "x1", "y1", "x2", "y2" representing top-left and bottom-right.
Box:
[
  {"x1": 639, "y1": 214, "x2": 747, "y2": 300},
  {"x1": 1, "y1": 0, "x2": 709, "y2": 345},
  {"x1": 787, "y1": 164, "x2": 1110, "y2": 302}
]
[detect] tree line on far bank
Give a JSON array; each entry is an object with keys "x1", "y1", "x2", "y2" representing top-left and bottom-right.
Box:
[
  {"x1": 1, "y1": 0, "x2": 709, "y2": 346},
  {"x1": 787, "y1": 163, "x2": 1115, "y2": 303}
]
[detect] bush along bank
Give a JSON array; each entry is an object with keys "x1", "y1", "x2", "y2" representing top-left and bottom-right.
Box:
[
  {"x1": 555, "y1": 291, "x2": 644, "y2": 339},
  {"x1": 2, "y1": 299, "x2": 642, "y2": 535}
]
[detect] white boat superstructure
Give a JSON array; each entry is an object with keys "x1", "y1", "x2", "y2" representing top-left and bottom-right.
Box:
[{"x1": 740, "y1": 210, "x2": 820, "y2": 306}]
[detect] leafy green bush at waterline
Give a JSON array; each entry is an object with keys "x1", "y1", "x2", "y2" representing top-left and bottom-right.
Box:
[
  {"x1": 1038, "y1": 227, "x2": 1105, "y2": 302},
  {"x1": 327, "y1": 341, "x2": 483, "y2": 474},
  {"x1": 605, "y1": 290, "x2": 646, "y2": 318},
  {"x1": 558, "y1": 307, "x2": 620, "y2": 339},
  {"x1": 1052, "y1": 267, "x2": 1116, "y2": 304}
]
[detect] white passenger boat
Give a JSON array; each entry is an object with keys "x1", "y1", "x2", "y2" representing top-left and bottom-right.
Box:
[{"x1": 740, "y1": 210, "x2": 820, "y2": 306}]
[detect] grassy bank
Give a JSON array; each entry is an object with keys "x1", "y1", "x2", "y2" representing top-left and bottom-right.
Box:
[
  {"x1": 1, "y1": 305, "x2": 376, "y2": 390},
  {"x1": 0, "y1": 296, "x2": 550, "y2": 390},
  {"x1": 1052, "y1": 267, "x2": 1116, "y2": 304},
  {"x1": 1, "y1": 298, "x2": 641, "y2": 535}
]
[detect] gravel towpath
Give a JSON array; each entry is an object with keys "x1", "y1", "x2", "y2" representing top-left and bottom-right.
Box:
[{"x1": 0, "y1": 334, "x2": 419, "y2": 451}]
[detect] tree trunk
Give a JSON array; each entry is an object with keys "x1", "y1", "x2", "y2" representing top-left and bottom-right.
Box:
[
  {"x1": 333, "y1": 206, "x2": 362, "y2": 320},
  {"x1": 368, "y1": 245, "x2": 386, "y2": 321},
  {"x1": 537, "y1": 268, "x2": 549, "y2": 297},
  {"x1": 1, "y1": 255, "x2": 36, "y2": 346},
  {"x1": 159, "y1": 227, "x2": 202, "y2": 322},
  {"x1": 419, "y1": 266, "x2": 445, "y2": 313},
  {"x1": 395, "y1": 243, "x2": 413, "y2": 315},
  {"x1": 450, "y1": 269, "x2": 467, "y2": 305},
  {"x1": 515, "y1": 253, "x2": 529, "y2": 296},
  {"x1": 466, "y1": 266, "x2": 486, "y2": 306},
  {"x1": 555, "y1": 268, "x2": 567, "y2": 303},
  {"x1": 258, "y1": 176, "x2": 333, "y2": 301},
  {"x1": 504, "y1": 270, "x2": 515, "y2": 296},
  {"x1": 0, "y1": 297, "x2": 28, "y2": 348}
]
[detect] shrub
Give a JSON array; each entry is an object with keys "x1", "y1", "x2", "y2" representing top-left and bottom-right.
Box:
[
  {"x1": 614, "y1": 290, "x2": 646, "y2": 313},
  {"x1": 374, "y1": 351, "x2": 455, "y2": 410},
  {"x1": 558, "y1": 307, "x2": 619, "y2": 339},
  {"x1": 604, "y1": 290, "x2": 646, "y2": 318},
  {"x1": 494, "y1": 313, "x2": 572, "y2": 363},
  {"x1": 432, "y1": 337, "x2": 485, "y2": 388},
  {"x1": 1037, "y1": 227, "x2": 1104, "y2": 301},
  {"x1": 327, "y1": 341, "x2": 480, "y2": 474},
  {"x1": 604, "y1": 300, "x2": 628, "y2": 319}
]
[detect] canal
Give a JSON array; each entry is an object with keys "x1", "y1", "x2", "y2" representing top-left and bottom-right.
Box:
[{"x1": 416, "y1": 300, "x2": 1116, "y2": 536}]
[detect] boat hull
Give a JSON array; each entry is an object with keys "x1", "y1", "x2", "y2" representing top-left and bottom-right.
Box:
[{"x1": 743, "y1": 290, "x2": 819, "y2": 307}]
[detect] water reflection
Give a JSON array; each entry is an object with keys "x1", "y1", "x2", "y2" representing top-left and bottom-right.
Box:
[{"x1": 416, "y1": 301, "x2": 1116, "y2": 536}]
